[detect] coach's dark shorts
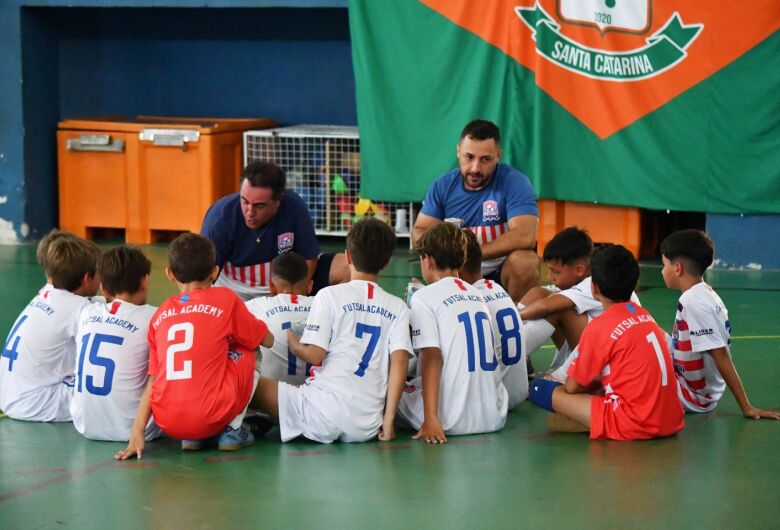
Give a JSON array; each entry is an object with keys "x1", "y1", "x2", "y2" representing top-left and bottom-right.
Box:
[{"x1": 311, "y1": 253, "x2": 335, "y2": 296}]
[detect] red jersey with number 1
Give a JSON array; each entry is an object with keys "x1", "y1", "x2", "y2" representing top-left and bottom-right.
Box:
[
  {"x1": 568, "y1": 302, "x2": 684, "y2": 441},
  {"x1": 148, "y1": 287, "x2": 269, "y2": 440}
]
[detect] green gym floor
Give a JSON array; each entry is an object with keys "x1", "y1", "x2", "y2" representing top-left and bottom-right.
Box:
[{"x1": 1, "y1": 239, "x2": 779, "y2": 529}]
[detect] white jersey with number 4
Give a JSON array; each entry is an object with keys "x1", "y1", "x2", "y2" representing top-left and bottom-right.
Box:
[
  {"x1": 473, "y1": 278, "x2": 528, "y2": 409},
  {"x1": 70, "y1": 299, "x2": 163, "y2": 441},
  {"x1": 0, "y1": 285, "x2": 93, "y2": 421},
  {"x1": 398, "y1": 277, "x2": 508, "y2": 435},
  {"x1": 246, "y1": 293, "x2": 313, "y2": 385},
  {"x1": 278, "y1": 280, "x2": 412, "y2": 443}
]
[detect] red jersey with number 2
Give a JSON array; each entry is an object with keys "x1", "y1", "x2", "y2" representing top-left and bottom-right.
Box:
[
  {"x1": 568, "y1": 302, "x2": 684, "y2": 441},
  {"x1": 148, "y1": 287, "x2": 269, "y2": 440}
]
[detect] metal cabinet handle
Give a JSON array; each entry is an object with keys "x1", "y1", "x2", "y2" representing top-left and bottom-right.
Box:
[
  {"x1": 139, "y1": 128, "x2": 200, "y2": 147},
  {"x1": 67, "y1": 135, "x2": 125, "y2": 152}
]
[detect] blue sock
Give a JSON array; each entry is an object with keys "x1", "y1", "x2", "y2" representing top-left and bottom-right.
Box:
[{"x1": 528, "y1": 378, "x2": 562, "y2": 412}]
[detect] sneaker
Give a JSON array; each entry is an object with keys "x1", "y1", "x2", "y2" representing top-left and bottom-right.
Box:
[
  {"x1": 217, "y1": 425, "x2": 255, "y2": 451},
  {"x1": 244, "y1": 414, "x2": 275, "y2": 437},
  {"x1": 181, "y1": 439, "x2": 205, "y2": 451}
]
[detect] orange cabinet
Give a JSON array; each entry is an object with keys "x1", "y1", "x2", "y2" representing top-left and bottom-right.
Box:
[
  {"x1": 537, "y1": 200, "x2": 641, "y2": 258},
  {"x1": 57, "y1": 116, "x2": 276, "y2": 243}
]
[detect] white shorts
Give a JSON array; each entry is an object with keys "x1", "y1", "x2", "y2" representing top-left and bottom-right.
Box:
[
  {"x1": 3, "y1": 381, "x2": 73, "y2": 422},
  {"x1": 278, "y1": 382, "x2": 374, "y2": 444}
]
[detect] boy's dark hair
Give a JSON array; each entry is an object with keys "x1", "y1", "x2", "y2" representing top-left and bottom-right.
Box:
[
  {"x1": 590, "y1": 244, "x2": 638, "y2": 303},
  {"x1": 415, "y1": 222, "x2": 468, "y2": 271},
  {"x1": 241, "y1": 160, "x2": 286, "y2": 199},
  {"x1": 460, "y1": 119, "x2": 501, "y2": 145},
  {"x1": 271, "y1": 252, "x2": 309, "y2": 284},
  {"x1": 346, "y1": 218, "x2": 396, "y2": 274},
  {"x1": 46, "y1": 236, "x2": 101, "y2": 292},
  {"x1": 660, "y1": 229, "x2": 714, "y2": 277},
  {"x1": 36, "y1": 229, "x2": 76, "y2": 269},
  {"x1": 543, "y1": 226, "x2": 593, "y2": 265},
  {"x1": 99, "y1": 246, "x2": 152, "y2": 296},
  {"x1": 461, "y1": 229, "x2": 482, "y2": 276},
  {"x1": 168, "y1": 233, "x2": 216, "y2": 284}
]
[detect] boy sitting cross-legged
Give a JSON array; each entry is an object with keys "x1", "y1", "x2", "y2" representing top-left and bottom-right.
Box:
[
  {"x1": 1, "y1": 233, "x2": 102, "y2": 422},
  {"x1": 459, "y1": 229, "x2": 528, "y2": 409},
  {"x1": 71, "y1": 245, "x2": 164, "y2": 442},
  {"x1": 246, "y1": 252, "x2": 314, "y2": 386},
  {"x1": 250, "y1": 218, "x2": 413, "y2": 443},
  {"x1": 397, "y1": 222, "x2": 508, "y2": 443},
  {"x1": 116, "y1": 233, "x2": 273, "y2": 459},
  {"x1": 528, "y1": 244, "x2": 684, "y2": 440}
]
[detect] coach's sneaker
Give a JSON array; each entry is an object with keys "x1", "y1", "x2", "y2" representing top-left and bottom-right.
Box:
[
  {"x1": 217, "y1": 425, "x2": 255, "y2": 451},
  {"x1": 181, "y1": 439, "x2": 205, "y2": 451}
]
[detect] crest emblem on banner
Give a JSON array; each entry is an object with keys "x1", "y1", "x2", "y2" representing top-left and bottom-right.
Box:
[
  {"x1": 516, "y1": 1, "x2": 702, "y2": 82},
  {"x1": 558, "y1": 0, "x2": 650, "y2": 35}
]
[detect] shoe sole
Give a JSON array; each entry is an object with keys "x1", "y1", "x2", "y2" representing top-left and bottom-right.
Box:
[
  {"x1": 182, "y1": 444, "x2": 204, "y2": 451},
  {"x1": 218, "y1": 442, "x2": 252, "y2": 451}
]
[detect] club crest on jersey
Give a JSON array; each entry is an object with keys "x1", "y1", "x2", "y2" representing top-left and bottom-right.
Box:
[
  {"x1": 227, "y1": 348, "x2": 243, "y2": 361},
  {"x1": 277, "y1": 232, "x2": 294, "y2": 254},
  {"x1": 482, "y1": 200, "x2": 500, "y2": 222}
]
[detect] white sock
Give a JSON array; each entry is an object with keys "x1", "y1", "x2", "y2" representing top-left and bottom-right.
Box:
[{"x1": 523, "y1": 318, "x2": 556, "y2": 357}]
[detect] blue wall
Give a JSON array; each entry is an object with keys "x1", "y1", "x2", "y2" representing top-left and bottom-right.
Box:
[
  {"x1": 707, "y1": 214, "x2": 780, "y2": 270},
  {"x1": 1, "y1": 1, "x2": 353, "y2": 240}
]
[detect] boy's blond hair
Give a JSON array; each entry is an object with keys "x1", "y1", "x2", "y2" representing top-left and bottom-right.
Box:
[
  {"x1": 46, "y1": 236, "x2": 101, "y2": 292},
  {"x1": 36, "y1": 229, "x2": 77, "y2": 270}
]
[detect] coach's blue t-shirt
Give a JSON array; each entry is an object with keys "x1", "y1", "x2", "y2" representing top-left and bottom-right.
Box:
[
  {"x1": 421, "y1": 163, "x2": 538, "y2": 274},
  {"x1": 201, "y1": 190, "x2": 319, "y2": 298},
  {"x1": 421, "y1": 163, "x2": 538, "y2": 224}
]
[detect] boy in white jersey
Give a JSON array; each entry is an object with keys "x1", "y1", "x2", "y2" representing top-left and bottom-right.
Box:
[
  {"x1": 1, "y1": 234, "x2": 101, "y2": 421},
  {"x1": 660, "y1": 230, "x2": 779, "y2": 420},
  {"x1": 71, "y1": 246, "x2": 164, "y2": 441},
  {"x1": 460, "y1": 230, "x2": 528, "y2": 409},
  {"x1": 519, "y1": 227, "x2": 640, "y2": 380},
  {"x1": 246, "y1": 252, "x2": 313, "y2": 385},
  {"x1": 250, "y1": 219, "x2": 413, "y2": 443},
  {"x1": 398, "y1": 222, "x2": 508, "y2": 443}
]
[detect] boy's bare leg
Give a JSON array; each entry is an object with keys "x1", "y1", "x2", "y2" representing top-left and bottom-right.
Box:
[
  {"x1": 519, "y1": 285, "x2": 553, "y2": 307},
  {"x1": 551, "y1": 386, "x2": 592, "y2": 428},
  {"x1": 249, "y1": 376, "x2": 280, "y2": 420},
  {"x1": 558, "y1": 310, "x2": 589, "y2": 351}
]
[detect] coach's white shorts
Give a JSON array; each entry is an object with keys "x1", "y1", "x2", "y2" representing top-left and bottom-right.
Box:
[
  {"x1": 2, "y1": 380, "x2": 73, "y2": 422},
  {"x1": 278, "y1": 382, "x2": 375, "y2": 444}
]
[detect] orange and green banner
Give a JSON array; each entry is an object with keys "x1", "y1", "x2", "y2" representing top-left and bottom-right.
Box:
[{"x1": 349, "y1": 0, "x2": 780, "y2": 213}]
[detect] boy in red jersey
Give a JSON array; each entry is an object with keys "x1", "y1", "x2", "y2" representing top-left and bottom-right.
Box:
[
  {"x1": 528, "y1": 244, "x2": 684, "y2": 441},
  {"x1": 116, "y1": 233, "x2": 273, "y2": 459}
]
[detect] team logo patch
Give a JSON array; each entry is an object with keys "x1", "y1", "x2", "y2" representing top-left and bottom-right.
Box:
[
  {"x1": 482, "y1": 200, "x2": 500, "y2": 222},
  {"x1": 227, "y1": 348, "x2": 243, "y2": 362},
  {"x1": 277, "y1": 232, "x2": 294, "y2": 254}
]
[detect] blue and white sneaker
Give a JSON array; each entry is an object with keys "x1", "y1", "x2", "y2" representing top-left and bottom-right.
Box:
[{"x1": 217, "y1": 425, "x2": 255, "y2": 451}]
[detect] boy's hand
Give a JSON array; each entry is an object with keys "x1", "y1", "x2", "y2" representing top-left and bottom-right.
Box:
[
  {"x1": 743, "y1": 406, "x2": 780, "y2": 420},
  {"x1": 378, "y1": 419, "x2": 396, "y2": 442},
  {"x1": 413, "y1": 417, "x2": 447, "y2": 444},
  {"x1": 115, "y1": 432, "x2": 145, "y2": 460}
]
